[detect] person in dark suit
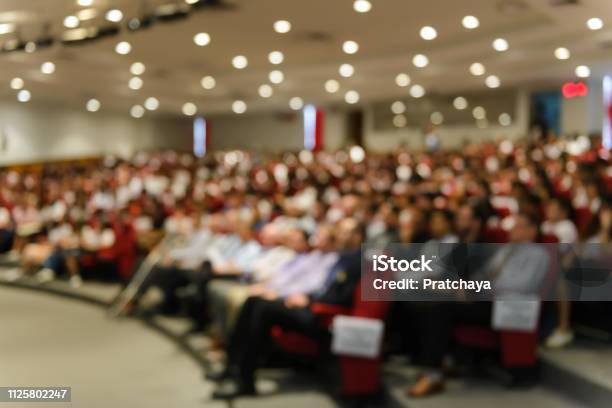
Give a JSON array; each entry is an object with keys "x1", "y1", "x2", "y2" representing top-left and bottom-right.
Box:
[{"x1": 211, "y1": 217, "x2": 365, "y2": 399}]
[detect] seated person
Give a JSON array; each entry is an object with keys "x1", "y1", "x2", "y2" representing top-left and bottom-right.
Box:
[
  {"x1": 406, "y1": 212, "x2": 549, "y2": 397},
  {"x1": 210, "y1": 217, "x2": 365, "y2": 399}
]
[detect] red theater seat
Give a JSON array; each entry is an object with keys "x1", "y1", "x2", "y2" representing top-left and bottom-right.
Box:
[{"x1": 271, "y1": 281, "x2": 390, "y2": 396}]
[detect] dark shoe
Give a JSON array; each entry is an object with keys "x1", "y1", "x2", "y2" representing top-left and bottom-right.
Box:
[
  {"x1": 211, "y1": 380, "x2": 256, "y2": 400},
  {"x1": 205, "y1": 368, "x2": 234, "y2": 382}
]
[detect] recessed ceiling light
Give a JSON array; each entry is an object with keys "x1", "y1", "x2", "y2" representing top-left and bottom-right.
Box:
[
  {"x1": 499, "y1": 113, "x2": 512, "y2": 127},
  {"x1": 575, "y1": 65, "x2": 591, "y2": 78},
  {"x1": 342, "y1": 40, "x2": 359, "y2": 54},
  {"x1": 86, "y1": 98, "x2": 101, "y2": 112},
  {"x1": 200, "y1": 76, "x2": 216, "y2": 90},
  {"x1": 232, "y1": 100, "x2": 247, "y2": 114},
  {"x1": 232, "y1": 55, "x2": 248, "y2": 69},
  {"x1": 587, "y1": 17, "x2": 603, "y2": 30},
  {"x1": 462, "y1": 15, "x2": 479, "y2": 29},
  {"x1": 269, "y1": 70, "x2": 284, "y2": 84},
  {"x1": 115, "y1": 41, "x2": 131, "y2": 55},
  {"x1": 25, "y1": 42, "x2": 36, "y2": 53},
  {"x1": 485, "y1": 75, "x2": 501, "y2": 88},
  {"x1": 129, "y1": 76, "x2": 143, "y2": 90},
  {"x1": 10, "y1": 77, "x2": 24, "y2": 90},
  {"x1": 353, "y1": 0, "x2": 372, "y2": 13},
  {"x1": 17, "y1": 89, "x2": 31, "y2": 103},
  {"x1": 130, "y1": 105, "x2": 145, "y2": 118},
  {"x1": 393, "y1": 115, "x2": 407, "y2": 128},
  {"x1": 344, "y1": 90, "x2": 360, "y2": 104},
  {"x1": 395, "y1": 73, "x2": 411, "y2": 87},
  {"x1": 453, "y1": 96, "x2": 468, "y2": 110},
  {"x1": 492, "y1": 38, "x2": 509, "y2": 52},
  {"x1": 63, "y1": 15, "x2": 79, "y2": 28},
  {"x1": 412, "y1": 54, "x2": 429, "y2": 68},
  {"x1": 339, "y1": 63, "x2": 354, "y2": 77},
  {"x1": 410, "y1": 84, "x2": 425, "y2": 98},
  {"x1": 258, "y1": 84, "x2": 274, "y2": 98},
  {"x1": 325, "y1": 79, "x2": 340, "y2": 93},
  {"x1": 273, "y1": 20, "x2": 291, "y2": 33},
  {"x1": 554, "y1": 47, "x2": 571, "y2": 60},
  {"x1": 473, "y1": 106, "x2": 486, "y2": 120},
  {"x1": 420, "y1": 26, "x2": 437, "y2": 40},
  {"x1": 289, "y1": 97, "x2": 304, "y2": 110},
  {"x1": 193, "y1": 32, "x2": 211, "y2": 46},
  {"x1": 77, "y1": 8, "x2": 97, "y2": 20},
  {"x1": 431, "y1": 111, "x2": 444, "y2": 125},
  {"x1": 78, "y1": 0, "x2": 94, "y2": 6},
  {"x1": 470, "y1": 62, "x2": 486, "y2": 76},
  {"x1": 391, "y1": 101, "x2": 406, "y2": 114},
  {"x1": 106, "y1": 9, "x2": 123, "y2": 23},
  {"x1": 182, "y1": 102, "x2": 197, "y2": 116},
  {"x1": 144, "y1": 97, "x2": 159, "y2": 111},
  {"x1": 268, "y1": 51, "x2": 284, "y2": 64},
  {"x1": 130, "y1": 62, "x2": 146, "y2": 75},
  {"x1": 41, "y1": 61, "x2": 56, "y2": 74}
]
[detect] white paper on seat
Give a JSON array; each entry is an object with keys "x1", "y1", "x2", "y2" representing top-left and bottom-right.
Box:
[
  {"x1": 331, "y1": 316, "x2": 384, "y2": 359},
  {"x1": 492, "y1": 296, "x2": 540, "y2": 332}
]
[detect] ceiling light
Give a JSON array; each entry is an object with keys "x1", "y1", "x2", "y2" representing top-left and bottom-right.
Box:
[
  {"x1": 453, "y1": 96, "x2": 468, "y2": 110},
  {"x1": 485, "y1": 75, "x2": 501, "y2": 88},
  {"x1": 470, "y1": 62, "x2": 485, "y2": 76},
  {"x1": 269, "y1": 70, "x2": 284, "y2": 84},
  {"x1": 268, "y1": 51, "x2": 284, "y2": 64},
  {"x1": 554, "y1": 47, "x2": 570, "y2": 60},
  {"x1": 193, "y1": 32, "x2": 211, "y2": 46},
  {"x1": 410, "y1": 84, "x2": 425, "y2": 98},
  {"x1": 344, "y1": 90, "x2": 360, "y2": 104},
  {"x1": 78, "y1": 0, "x2": 94, "y2": 6},
  {"x1": 130, "y1": 105, "x2": 145, "y2": 118},
  {"x1": 342, "y1": 40, "x2": 359, "y2": 54},
  {"x1": 130, "y1": 62, "x2": 146, "y2": 75},
  {"x1": 587, "y1": 17, "x2": 603, "y2": 30},
  {"x1": 106, "y1": 9, "x2": 123, "y2": 23},
  {"x1": 462, "y1": 15, "x2": 479, "y2": 29},
  {"x1": 129, "y1": 76, "x2": 143, "y2": 90},
  {"x1": 41, "y1": 61, "x2": 56, "y2": 74},
  {"x1": 393, "y1": 115, "x2": 407, "y2": 128},
  {"x1": 412, "y1": 54, "x2": 429, "y2": 68},
  {"x1": 232, "y1": 55, "x2": 248, "y2": 69},
  {"x1": 289, "y1": 97, "x2": 304, "y2": 110},
  {"x1": 86, "y1": 98, "x2": 101, "y2": 112},
  {"x1": 273, "y1": 20, "x2": 291, "y2": 33},
  {"x1": 258, "y1": 84, "x2": 274, "y2": 98},
  {"x1": 64, "y1": 15, "x2": 79, "y2": 28},
  {"x1": 499, "y1": 113, "x2": 512, "y2": 126},
  {"x1": 492, "y1": 38, "x2": 509, "y2": 52},
  {"x1": 353, "y1": 0, "x2": 372, "y2": 13},
  {"x1": 201, "y1": 76, "x2": 216, "y2": 90},
  {"x1": 325, "y1": 79, "x2": 340, "y2": 93},
  {"x1": 144, "y1": 97, "x2": 159, "y2": 111},
  {"x1": 10, "y1": 77, "x2": 24, "y2": 90},
  {"x1": 472, "y1": 106, "x2": 486, "y2": 120},
  {"x1": 430, "y1": 111, "x2": 444, "y2": 125},
  {"x1": 339, "y1": 63, "x2": 354, "y2": 77},
  {"x1": 391, "y1": 101, "x2": 406, "y2": 114},
  {"x1": 77, "y1": 8, "x2": 98, "y2": 20},
  {"x1": 17, "y1": 90, "x2": 31, "y2": 103},
  {"x1": 575, "y1": 65, "x2": 591, "y2": 78},
  {"x1": 182, "y1": 102, "x2": 197, "y2": 116},
  {"x1": 420, "y1": 26, "x2": 437, "y2": 40},
  {"x1": 115, "y1": 41, "x2": 131, "y2": 55},
  {"x1": 395, "y1": 73, "x2": 411, "y2": 87},
  {"x1": 232, "y1": 100, "x2": 247, "y2": 114}
]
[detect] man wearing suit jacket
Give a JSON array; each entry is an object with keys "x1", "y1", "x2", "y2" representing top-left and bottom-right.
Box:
[{"x1": 211, "y1": 217, "x2": 365, "y2": 399}]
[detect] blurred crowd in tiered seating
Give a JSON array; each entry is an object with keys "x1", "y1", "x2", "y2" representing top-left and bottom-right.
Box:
[{"x1": 1, "y1": 134, "x2": 611, "y2": 399}]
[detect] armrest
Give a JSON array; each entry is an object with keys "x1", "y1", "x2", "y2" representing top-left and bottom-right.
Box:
[{"x1": 311, "y1": 303, "x2": 351, "y2": 326}]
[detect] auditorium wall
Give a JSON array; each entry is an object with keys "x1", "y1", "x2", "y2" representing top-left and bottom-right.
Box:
[{"x1": 0, "y1": 101, "x2": 192, "y2": 165}]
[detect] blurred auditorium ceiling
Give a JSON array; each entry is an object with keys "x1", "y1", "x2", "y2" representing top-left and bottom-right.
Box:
[{"x1": 0, "y1": 0, "x2": 611, "y2": 117}]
